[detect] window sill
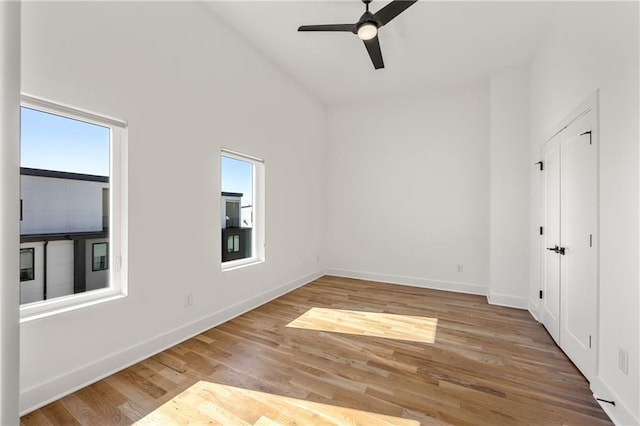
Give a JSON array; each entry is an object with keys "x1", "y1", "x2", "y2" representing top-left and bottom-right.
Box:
[
  {"x1": 20, "y1": 288, "x2": 126, "y2": 323},
  {"x1": 221, "y1": 257, "x2": 264, "y2": 272}
]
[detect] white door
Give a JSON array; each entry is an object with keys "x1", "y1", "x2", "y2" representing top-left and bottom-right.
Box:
[
  {"x1": 541, "y1": 134, "x2": 561, "y2": 344},
  {"x1": 559, "y1": 111, "x2": 598, "y2": 380}
]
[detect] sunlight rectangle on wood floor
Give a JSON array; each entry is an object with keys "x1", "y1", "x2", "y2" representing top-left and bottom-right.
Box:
[
  {"x1": 135, "y1": 381, "x2": 419, "y2": 425},
  {"x1": 285, "y1": 307, "x2": 438, "y2": 344}
]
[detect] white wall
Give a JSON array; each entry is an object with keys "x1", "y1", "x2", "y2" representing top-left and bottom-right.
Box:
[
  {"x1": 529, "y1": 3, "x2": 639, "y2": 424},
  {"x1": 20, "y1": 175, "x2": 107, "y2": 235},
  {"x1": 325, "y1": 84, "x2": 490, "y2": 295},
  {"x1": 20, "y1": 2, "x2": 325, "y2": 413},
  {"x1": 0, "y1": 1, "x2": 21, "y2": 423},
  {"x1": 488, "y1": 67, "x2": 531, "y2": 309}
]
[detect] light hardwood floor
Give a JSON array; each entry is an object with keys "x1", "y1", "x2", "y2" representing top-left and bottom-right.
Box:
[{"x1": 21, "y1": 276, "x2": 612, "y2": 425}]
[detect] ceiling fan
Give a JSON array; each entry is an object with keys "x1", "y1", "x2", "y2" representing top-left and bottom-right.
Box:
[{"x1": 298, "y1": 0, "x2": 418, "y2": 70}]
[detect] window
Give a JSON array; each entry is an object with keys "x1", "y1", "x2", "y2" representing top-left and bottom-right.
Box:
[
  {"x1": 227, "y1": 235, "x2": 240, "y2": 253},
  {"x1": 92, "y1": 242, "x2": 109, "y2": 271},
  {"x1": 19, "y1": 95, "x2": 127, "y2": 321},
  {"x1": 20, "y1": 248, "x2": 35, "y2": 282},
  {"x1": 226, "y1": 200, "x2": 240, "y2": 228},
  {"x1": 221, "y1": 149, "x2": 264, "y2": 270}
]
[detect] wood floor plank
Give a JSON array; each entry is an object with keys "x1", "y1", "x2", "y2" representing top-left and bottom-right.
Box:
[
  {"x1": 21, "y1": 276, "x2": 612, "y2": 425},
  {"x1": 67, "y1": 387, "x2": 132, "y2": 426},
  {"x1": 39, "y1": 402, "x2": 81, "y2": 426},
  {"x1": 20, "y1": 408, "x2": 55, "y2": 426}
]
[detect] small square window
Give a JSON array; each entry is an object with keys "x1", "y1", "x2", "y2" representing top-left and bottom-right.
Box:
[
  {"x1": 20, "y1": 248, "x2": 35, "y2": 282},
  {"x1": 92, "y1": 242, "x2": 109, "y2": 271}
]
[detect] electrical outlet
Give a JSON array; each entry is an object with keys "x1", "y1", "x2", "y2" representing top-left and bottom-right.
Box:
[
  {"x1": 316, "y1": 254, "x2": 320, "y2": 263},
  {"x1": 618, "y1": 348, "x2": 629, "y2": 375},
  {"x1": 185, "y1": 293, "x2": 193, "y2": 307},
  {"x1": 456, "y1": 264, "x2": 463, "y2": 273}
]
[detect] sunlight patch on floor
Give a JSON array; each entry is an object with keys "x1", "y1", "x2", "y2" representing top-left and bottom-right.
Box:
[
  {"x1": 135, "y1": 381, "x2": 419, "y2": 425},
  {"x1": 286, "y1": 307, "x2": 438, "y2": 344}
]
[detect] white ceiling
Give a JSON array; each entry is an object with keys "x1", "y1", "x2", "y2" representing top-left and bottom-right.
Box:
[{"x1": 206, "y1": 1, "x2": 555, "y2": 104}]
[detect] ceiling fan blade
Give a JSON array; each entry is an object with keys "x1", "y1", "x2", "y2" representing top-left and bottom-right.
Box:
[
  {"x1": 298, "y1": 24, "x2": 357, "y2": 33},
  {"x1": 363, "y1": 36, "x2": 384, "y2": 69},
  {"x1": 374, "y1": 0, "x2": 418, "y2": 26}
]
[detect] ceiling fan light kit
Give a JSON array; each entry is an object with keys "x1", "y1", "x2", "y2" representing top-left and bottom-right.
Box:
[
  {"x1": 357, "y1": 23, "x2": 378, "y2": 41},
  {"x1": 298, "y1": 0, "x2": 418, "y2": 70}
]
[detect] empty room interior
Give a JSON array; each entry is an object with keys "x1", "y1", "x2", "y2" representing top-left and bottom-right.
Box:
[{"x1": 0, "y1": 0, "x2": 639, "y2": 424}]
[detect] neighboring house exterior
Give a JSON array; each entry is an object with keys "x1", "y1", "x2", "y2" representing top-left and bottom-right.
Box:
[
  {"x1": 19, "y1": 168, "x2": 109, "y2": 304},
  {"x1": 221, "y1": 192, "x2": 252, "y2": 262}
]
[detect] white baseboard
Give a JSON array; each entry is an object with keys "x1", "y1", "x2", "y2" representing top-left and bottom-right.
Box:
[
  {"x1": 486, "y1": 292, "x2": 528, "y2": 310},
  {"x1": 325, "y1": 268, "x2": 487, "y2": 296},
  {"x1": 19, "y1": 269, "x2": 325, "y2": 415},
  {"x1": 591, "y1": 376, "x2": 639, "y2": 426}
]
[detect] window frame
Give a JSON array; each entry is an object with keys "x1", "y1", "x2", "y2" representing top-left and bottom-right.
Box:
[
  {"x1": 20, "y1": 247, "x2": 35, "y2": 282},
  {"x1": 221, "y1": 149, "x2": 265, "y2": 271},
  {"x1": 19, "y1": 94, "x2": 128, "y2": 322}
]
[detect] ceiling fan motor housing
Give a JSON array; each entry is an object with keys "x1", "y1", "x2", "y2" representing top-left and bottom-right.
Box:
[{"x1": 358, "y1": 11, "x2": 378, "y2": 27}]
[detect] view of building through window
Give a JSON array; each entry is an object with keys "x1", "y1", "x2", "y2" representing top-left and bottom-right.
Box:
[
  {"x1": 221, "y1": 154, "x2": 254, "y2": 263},
  {"x1": 19, "y1": 248, "x2": 35, "y2": 282},
  {"x1": 92, "y1": 242, "x2": 109, "y2": 271},
  {"x1": 20, "y1": 106, "x2": 111, "y2": 305}
]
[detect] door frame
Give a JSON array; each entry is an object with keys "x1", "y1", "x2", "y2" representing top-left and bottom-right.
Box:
[{"x1": 538, "y1": 90, "x2": 600, "y2": 381}]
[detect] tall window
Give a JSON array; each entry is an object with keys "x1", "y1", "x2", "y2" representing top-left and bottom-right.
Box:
[
  {"x1": 221, "y1": 150, "x2": 264, "y2": 269},
  {"x1": 19, "y1": 95, "x2": 127, "y2": 320}
]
